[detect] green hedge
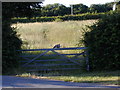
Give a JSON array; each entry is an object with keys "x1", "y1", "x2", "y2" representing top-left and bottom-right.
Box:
[
  {"x1": 12, "y1": 13, "x2": 106, "y2": 23},
  {"x1": 84, "y1": 11, "x2": 120, "y2": 71}
]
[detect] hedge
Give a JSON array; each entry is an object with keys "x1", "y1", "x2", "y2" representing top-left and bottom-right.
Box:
[
  {"x1": 12, "y1": 13, "x2": 106, "y2": 23},
  {"x1": 84, "y1": 11, "x2": 120, "y2": 71}
]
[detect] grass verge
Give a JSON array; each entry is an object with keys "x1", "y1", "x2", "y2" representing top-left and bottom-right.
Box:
[{"x1": 16, "y1": 70, "x2": 120, "y2": 86}]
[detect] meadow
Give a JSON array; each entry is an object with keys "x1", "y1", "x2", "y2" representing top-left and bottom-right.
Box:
[{"x1": 12, "y1": 20, "x2": 97, "y2": 49}]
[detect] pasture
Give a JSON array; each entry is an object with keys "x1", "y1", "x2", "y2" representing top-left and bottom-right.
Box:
[{"x1": 12, "y1": 20, "x2": 97, "y2": 49}]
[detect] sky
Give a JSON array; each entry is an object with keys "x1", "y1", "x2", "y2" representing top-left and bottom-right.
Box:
[{"x1": 42, "y1": 0, "x2": 115, "y2": 7}]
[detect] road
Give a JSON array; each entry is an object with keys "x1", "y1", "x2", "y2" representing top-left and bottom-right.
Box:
[{"x1": 1, "y1": 75, "x2": 120, "y2": 88}]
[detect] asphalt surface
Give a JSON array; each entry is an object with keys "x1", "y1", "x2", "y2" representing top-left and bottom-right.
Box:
[{"x1": 1, "y1": 75, "x2": 120, "y2": 88}]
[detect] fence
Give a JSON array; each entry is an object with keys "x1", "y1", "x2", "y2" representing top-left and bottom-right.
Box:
[{"x1": 18, "y1": 47, "x2": 89, "y2": 74}]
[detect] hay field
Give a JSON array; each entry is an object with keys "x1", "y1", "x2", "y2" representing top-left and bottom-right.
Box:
[{"x1": 12, "y1": 20, "x2": 97, "y2": 49}]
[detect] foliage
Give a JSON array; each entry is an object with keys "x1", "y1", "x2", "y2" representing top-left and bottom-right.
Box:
[
  {"x1": 41, "y1": 3, "x2": 70, "y2": 16},
  {"x1": 84, "y1": 11, "x2": 120, "y2": 71},
  {"x1": 116, "y1": 1, "x2": 120, "y2": 10},
  {"x1": 2, "y1": 2, "x2": 42, "y2": 74},
  {"x1": 12, "y1": 12, "x2": 105, "y2": 23},
  {"x1": 73, "y1": 4, "x2": 88, "y2": 14},
  {"x1": 89, "y1": 4, "x2": 112, "y2": 13},
  {"x1": 2, "y1": 19, "x2": 22, "y2": 74},
  {"x1": 30, "y1": 3, "x2": 113, "y2": 17},
  {"x1": 54, "y1": 18, "x2": 63, "y2": 22}
]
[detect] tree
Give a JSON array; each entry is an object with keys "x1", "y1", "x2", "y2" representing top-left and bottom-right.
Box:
[
  {"x1": 73, "y1": 4, "x2": 88, "y2": 14},
  {"x1": 89, "y1": 4, "x2": 112, "y2": 13},
  {"x1": 41, "y1": 3, "x2": 70, "y2": 16},
  {"x1": 2, "y1": 2, "x2": 43, "y2": 74},
  {"x1": 116, "y1": 1, "x2": 120, "y2": 10}
]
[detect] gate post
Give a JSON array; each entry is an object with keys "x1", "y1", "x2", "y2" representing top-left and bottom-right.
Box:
[{"x1": 85, "y1": 49, "x2": 90, "y2": 71}]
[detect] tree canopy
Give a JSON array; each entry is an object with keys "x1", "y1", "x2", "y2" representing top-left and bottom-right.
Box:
[
  {"x1": 73, "y1": 4, "x2": 88, "y2": 14},
  {"x1": 89, "y1": 4, "x2": 112, "y2": 13},
  {"x1": 2, "y1": 2, "x2": 42, "y2": 19},
  {"x1": 41, "y1": 3, "x2": 70, "y2": 16},
  {"x1": 2, "y1": 2, "x2": 43, "y2": 74}
]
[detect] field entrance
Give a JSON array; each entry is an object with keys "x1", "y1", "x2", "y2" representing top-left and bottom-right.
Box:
[
  {"x1": 19, "y1": 47, "x2": 89, "y2": 76},
  {"x1": 13, "y1": 20, "x2": 95, "y2": 75}
]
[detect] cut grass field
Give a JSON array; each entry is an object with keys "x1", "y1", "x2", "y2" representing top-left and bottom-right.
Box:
[{"x1": 17, "y1": 70, "x2": 120, "y2": 86}]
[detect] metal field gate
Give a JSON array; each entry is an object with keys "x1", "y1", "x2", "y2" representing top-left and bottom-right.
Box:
[{"x1": 18, "y1": 47, "x2": 89, "y2": 74}]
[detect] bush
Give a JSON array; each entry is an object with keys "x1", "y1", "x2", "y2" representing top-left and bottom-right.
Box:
[
  {"x1": 54, "y1": 18, "x2": 63, "y2": 22},
  {"x1": 37, "y1": 17, "x2": 55, "y2": 22},
  {"x1": 2, "y1": 19, "x2": 22, "y2": 74},
  {"x1": 84, "y1": 11, "x2": 120, "y2": 71}
]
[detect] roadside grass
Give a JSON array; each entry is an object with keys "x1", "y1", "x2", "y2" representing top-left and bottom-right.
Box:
[{"x1": 16, "y1": 70, "x2": 120, "y2": 85}]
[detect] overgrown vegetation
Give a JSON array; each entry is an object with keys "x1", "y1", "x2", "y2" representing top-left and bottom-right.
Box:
[
  {"x1": 2, "y1": 3, "x2": 22, "y2": 74},
  {"x1": 84, "y1": 11, "x2": 120, "y2": 71}
]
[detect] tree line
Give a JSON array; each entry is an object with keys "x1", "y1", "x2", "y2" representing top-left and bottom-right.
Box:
[{"x1": 31, "y1": 2, "x2": 115, "y2": 17}]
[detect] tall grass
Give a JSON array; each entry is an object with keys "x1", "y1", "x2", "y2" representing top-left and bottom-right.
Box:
[{"x1": 12, "y1": 20, "x2": 97, "y2": 49}]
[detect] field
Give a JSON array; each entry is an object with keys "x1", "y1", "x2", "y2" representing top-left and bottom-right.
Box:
[
  {"x1": 11, "y1": 20, "x2": 98, "y2": 75},
  {"x1": 12, "y1": 20, "x2": 97, "y2": 49},
  {"x1": 13, "y1": 20, "x2": 120, "y2": 86}
]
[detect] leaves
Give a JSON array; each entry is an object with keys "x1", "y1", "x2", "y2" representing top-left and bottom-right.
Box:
[
  {"x1": 2, "y1": 2, "x2": 42, "y2": 74},
  {"x1": 84, "y1": 12, "x2": 120, "y2": 71}
]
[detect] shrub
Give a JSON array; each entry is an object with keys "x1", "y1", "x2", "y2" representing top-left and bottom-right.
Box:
[
  {"x1": 37, "y1": 17, "x2": 55, "y2": 22},
  {"x1": 2, "y1": 19, "x2": 22, "y2": 74},
  {"x1": 84, "y1": 11, "x2": 120, "y2": 71},
  {"x1": 54, "y1": 18, "x2": 63, "y2": 22}
]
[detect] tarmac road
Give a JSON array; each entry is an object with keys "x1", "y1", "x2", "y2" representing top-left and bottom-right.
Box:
[{"x1": 1, "y1": 75, "x2": 120, "y2": 88}]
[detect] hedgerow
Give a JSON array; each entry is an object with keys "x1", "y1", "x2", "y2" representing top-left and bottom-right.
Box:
[
  {"x1": 84, "y1": 11, "x2": 120, "y2": 71},
  {"x1": 12, "y1": 13, "x2": 106, "y2": 23}
]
